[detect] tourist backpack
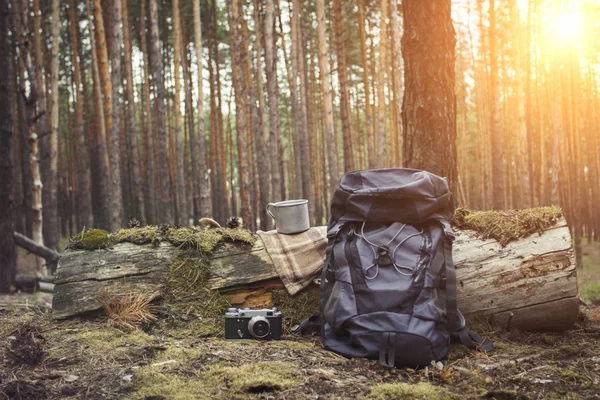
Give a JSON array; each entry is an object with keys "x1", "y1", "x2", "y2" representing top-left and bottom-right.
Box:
[{"x1": 304, "y1": 168, "x2": 492, "y2": 368}]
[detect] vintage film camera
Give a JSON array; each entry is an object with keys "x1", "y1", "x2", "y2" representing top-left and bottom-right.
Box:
[{"x1": 225, "y1": 307, "x2": 283, "y2": 340}]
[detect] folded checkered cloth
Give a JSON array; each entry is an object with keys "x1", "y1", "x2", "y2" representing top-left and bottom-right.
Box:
[{"x1": 257, "y1": 226, "x2": 328, "y2": 295}]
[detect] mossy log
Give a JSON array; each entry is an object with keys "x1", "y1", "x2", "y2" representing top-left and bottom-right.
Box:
[{"x1": 52, "y1": 219, "x2": 578, "y2": 332}]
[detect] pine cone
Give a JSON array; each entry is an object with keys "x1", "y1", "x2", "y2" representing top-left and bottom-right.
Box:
[
  {"x1": 226, "y1": 216, "x2": 241, "y2": 229},
  {"x1": 128, "y1": 218, "x2": 141, "y2": 228}
]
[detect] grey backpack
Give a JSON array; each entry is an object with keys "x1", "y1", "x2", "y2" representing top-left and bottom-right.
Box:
[{"x1": 310, "y1": 168, "x2": 492, "y2": 368}]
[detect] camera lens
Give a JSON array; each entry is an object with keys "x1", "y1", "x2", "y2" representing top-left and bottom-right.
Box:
[{"x1": 248, "y1": 316, "x2": 271, "y2": 339}]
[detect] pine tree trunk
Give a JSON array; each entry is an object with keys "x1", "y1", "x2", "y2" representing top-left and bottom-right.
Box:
[
  {"x1": 357, "y1": 1, "x2": 375, "y2": 170},
  {"x1": 229, "y1": 0, "x2": 253, "y2": 228},
  {"x1": 139, "y1": 0, "x2": 156, "y2": 225},
  {"x1": 67, "y1": 0, "x2": 92, "y2": 230},
  {"x1": 192, "y1": 0, "x2": 210, "y2": 223},
  {"x1": 332, "y1": 0, "x2": 353, "y2": 173},
  {"x1": 149, "y1": 0, "x2": 173, "y2": 223},
  {"x1": 0, "y1": 0, "x2": 16, "y2": 293},
  {"x1": 121, "y1": 0, "x2": 145, "y2": 225},
  {"x1": 264, "y1": 0, "x2": 284, "y2": 201},
  {"x1": 316, "y1": 0, "x2": 339, "y2": 198},
  {"x1": 86, "y1": 0, "x2": 111, "y2": 230},
  {"x1": 106, "y1": 0, "x2": 125, "y2": 230},
  {"x1": 42, "y1": 0, "x2": 60, "y2": 249},
  {"x1": 292, "y1": 0, "x2": 314, "y2": 221},
  {"x1": 376, "y1": 0, "x2": 388, "y2": 168},
  {"x1": 389, "y1": 0, "x2": 403, "y2": 166},
  {"x1": 401, "y1": 0, "x2": 458, "y2": 192},
  {"x1": 17, "y1": 0, "x2": 45, "y2": 275},
  {"x1": 489, "y1": 0, "x2": 505, "y2": 209},
  {"x1": 253, "y1": 0, "x2": 272, "y2": 231},
  {"x1": 171, "y1": 0, "x2": 188, "y2": 226}
]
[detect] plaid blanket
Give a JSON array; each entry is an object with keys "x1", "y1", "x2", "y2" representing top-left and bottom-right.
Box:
[{"x1": 257, "y1": 227, "x2": 328, "y2": 295}]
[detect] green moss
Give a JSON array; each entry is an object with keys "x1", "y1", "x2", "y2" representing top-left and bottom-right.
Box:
[
  {"x1": 451, "y1": 206, "x2": 562, "y2": 246},
  {"x1": 361, "y1": 382, "x2": 452, "y2": 400},
  {"x1": 165, "y1": 226, "x2": 255, "y2": 253},
  {"x1": 272, "y1": 288, "x2": 320, "y2": 333},
  {"x1": 67, "y1": 229, "x2": 112, "y2": 250},
  {"x1": 203, "y1": 361, "x2": 301, "y2": 394},
  {"x1": 160, "y1": 253, "x2": 231, "y2": 338},
  {"x1": 112, "y1": 226, "x2": 162, "y2": 246},
  {"x1": 130, "y1": 365, "x2": 210, "y2": 400},
  {"x1": 46, "y1": 325, "x2": 155, "y2": 362}
]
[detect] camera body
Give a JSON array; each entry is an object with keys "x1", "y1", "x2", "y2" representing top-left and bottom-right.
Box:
[{"x1": 225, "y1": 307, "x2": 283, "y2": 340}]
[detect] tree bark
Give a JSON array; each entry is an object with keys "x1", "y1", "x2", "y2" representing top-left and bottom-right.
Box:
[
  {"x1": 376, "y1": 0, "x2": 389, "y2": 167},
  {"x1": 172, "y1": 0, "x2": 189, "y2": 226},
  {"x1": 488, "y1": 0, "x2": 505, "y2": 209},
  {"x1": 42, "y1": 0, "x2": 59, "y2": 251},
  {"x1": 264, "y1": 0, "x2": 284, "y2": 201},
  {"x1": 107, "y1": 0, "x2": 125, "y2": 230},
  {"x1": 253, "y1": 0, "x2": 272, "y2": 231},
  {"x1": 149, "y1": 0, "x2": 173, "y2": 224},
  {"x1": 292, "y1": 0, "x2": 314, "y2": 222},
  {"x1": 315, "y1": 0, "x2": 339, "y2": 200},
  {"x1": 332, "y1": 0, "x2": 353, "y2": 173},
  {"x1": 357, "y1": 1, "x2": 375, "y2": 170},
  {"x1": 389, "y1": 0, "x2": 403, "y2": 166},
  {"x1": 228, "y1": 0, "x2": 252, "y2": 228},
  {"x1": 17, "y1": 0, "x2": 46, "y2": 276},
  {"x1": 0, "y1": 0, "x2": 17, "y2": 293},
  {"x1": 67, "y1": 0, "x2": 93, "y2": 230},
  {"x1": 192, "y1": 0, "x2": 210, "y2": 223},
  {"x1": 86, "y1": 0, "x2": 111, "y2": 230},
  {"x1": 139, "y1": 0, "x2": 156, "y2": 225},
  {"x1": 401, "y1": 0, "x2": 458, "y2": 194},
  {"x1": 122, "y1": 0, "x2": 146, "y2": 225}
]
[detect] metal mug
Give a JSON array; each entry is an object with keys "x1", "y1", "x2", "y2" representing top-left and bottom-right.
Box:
[{"x1": 266, "y1": 199, "x2": 310, "y2": 234}]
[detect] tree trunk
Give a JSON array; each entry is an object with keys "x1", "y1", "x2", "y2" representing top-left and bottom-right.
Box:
[
  {"x1": 67, "y1": 0, "x2": 93, "y2": 231},
  {"x1": 0, "y1": 0, "x2": 16, "y2": 293},
  {"x1": 122, "y1": 0, "x2": 145, "y2": 225},
  {"x1": 52, "y1": 219, "x2": 579, "y2": 334},
  {"x1": 488, "y1": 0, "x2": 505, "y2": 209},
  {"x1": 192, "y1": 0, "x2": 210, "y2": 223},
  {"x1": 149, "y1": 0, "x2": 173, "y2": 224},
  {"x1": 389, "y1": 0, "x2": 403, "y2": 166},
  {"x1": 86, "y1": 0, "x2": 111, "y2": 230},
  {"x1": 139, "y1": 0, "x2": 156, "y2": 225},
  {"x1": 264, "y1": 0, "x2": 284, "y2": 201},
  {"x1": 292, "y1": 0, "x2": 314, "y2": 222},
  {"x1": 401, "y1": 0, "x2": 458, "y2": 194},
  {"x1": 17, "y1": 0, "x2": 46, "y2": 276},
  {"x1": 253, "y1": 0, "x2": 272, "y2": 231},
  {"x1": 172, "y1": 0, "x2": 188, "y2": 226},
  {"x1": 332, "y1": 0, "x2": 353, "y2": 173},
  {"x1": 106, "y1": 0, "x2": 125, "y2": 230},
  {"x1": 228, "y1": 0, "x2": 252, "y2": 228},
  {"x1": 357, "y1": 1, "x2": 375, "y2": 170},
  {"x1": 315, "y1": 0, "x2": 339, "y2": 200}
]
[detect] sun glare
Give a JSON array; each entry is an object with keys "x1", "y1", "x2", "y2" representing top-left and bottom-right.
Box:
[{"x1": 544, "y1": 10, "x2": 585, "y2": 48}]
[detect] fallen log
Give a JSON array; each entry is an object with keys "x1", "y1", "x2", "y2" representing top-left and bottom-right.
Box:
[
  {"x1": 14, "y1": 231, "x2": 61, "y2": 264},
  {"x1": 52, "y1": 216, "x2": 578, "y2": 332}
]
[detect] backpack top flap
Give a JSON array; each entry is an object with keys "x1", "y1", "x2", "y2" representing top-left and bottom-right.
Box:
[{"x1": 330, "y1": 168, "x2": 454, "y2": 224}]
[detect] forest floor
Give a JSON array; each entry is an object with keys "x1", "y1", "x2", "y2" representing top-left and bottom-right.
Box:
[
  {"x1": 1, "y1": 296, "x2": 599, "y2": 399},
  {"x1": 1, "y1": 241, "x2": 600, "y2": 400}
]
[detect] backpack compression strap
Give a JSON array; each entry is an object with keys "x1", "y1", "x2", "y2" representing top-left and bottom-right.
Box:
[{"x1": 442, "y1": 223, "x2": 494, "y2": 353}]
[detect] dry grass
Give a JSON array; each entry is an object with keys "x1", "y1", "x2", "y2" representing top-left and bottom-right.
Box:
[{"x1": 98, "y1": 288, "x2": 158, "y2": 331}]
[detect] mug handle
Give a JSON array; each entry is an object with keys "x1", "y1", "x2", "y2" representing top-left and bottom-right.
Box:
[{"x1": 266, "y1": 203, "x2": 276, "y2": 219}]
